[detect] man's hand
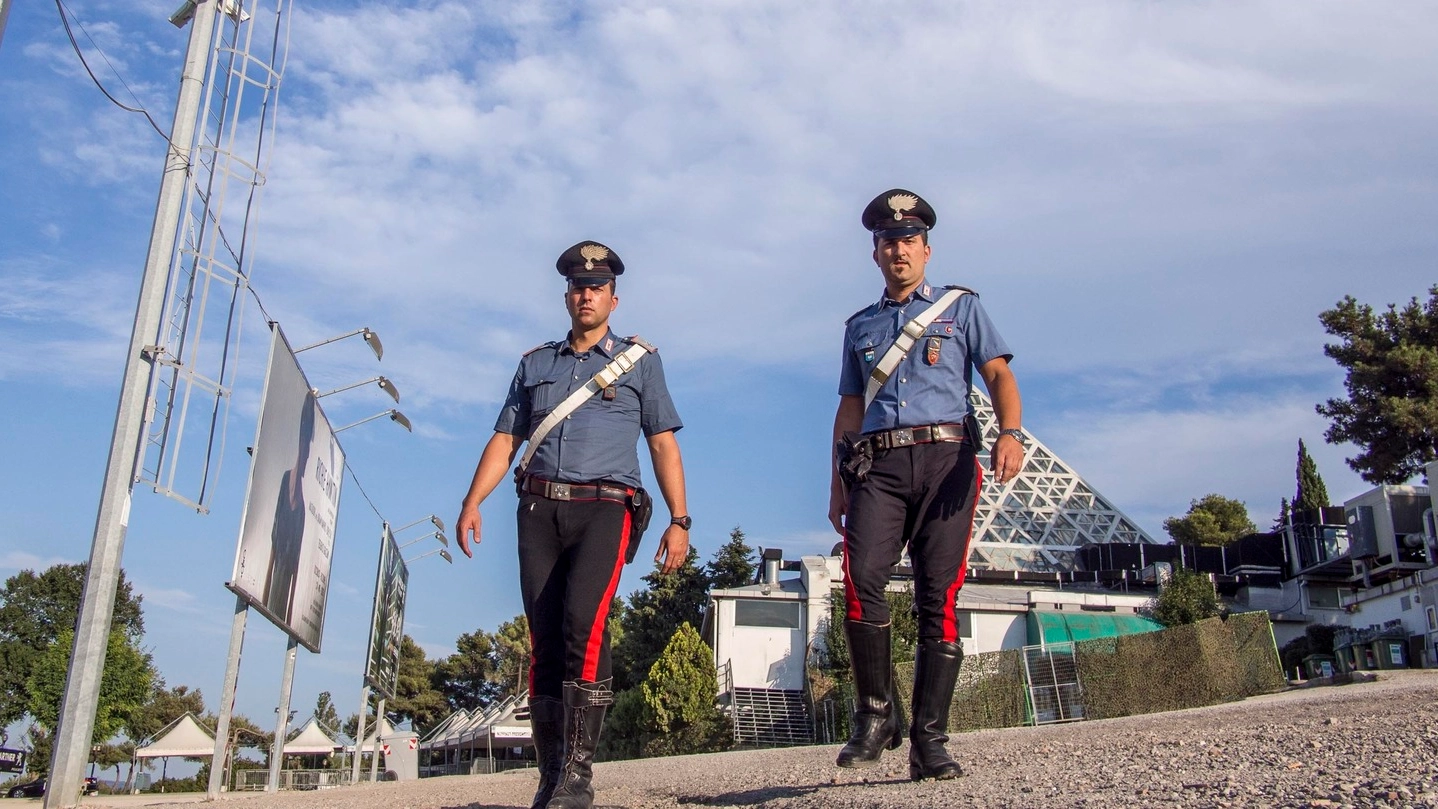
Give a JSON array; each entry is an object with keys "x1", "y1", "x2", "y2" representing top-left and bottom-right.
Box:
[
  {"x1": 456, "y1": 502, "x2": 481, "y2": 559},
  {"x1": 828, "y1": 482, "x2": 848, "y2": 535},
  {"x1": 654, "y1": 524, "x2": 690, "y2": 574},
  {"x1": 991, "y1": 435, "x2": 1025, "y2": 485}
]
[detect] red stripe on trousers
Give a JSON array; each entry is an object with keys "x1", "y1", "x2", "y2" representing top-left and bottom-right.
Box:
[
  {"x1": 940, "y1": 458, "x2": 984, "y2": 643},
  {"x1": 842, "y1": 531, "x2": 864, "y2": 621},
  {"x1": 528, "y1": 627, "x2": 537, "y2": 695},
  {"x1": 581, "y1": 508, "x2": 631, "y2": 681}
]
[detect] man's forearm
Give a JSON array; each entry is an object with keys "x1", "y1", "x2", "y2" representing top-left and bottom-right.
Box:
[{"x1": 646, "y1": 431, "x2": 688, "y2": 517}]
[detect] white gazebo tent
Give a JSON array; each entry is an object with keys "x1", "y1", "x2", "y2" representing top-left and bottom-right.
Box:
[
  {"x1": 283, "y1": 717, "x2": 341, "y2": 758},
  {"x1": 133, "y1": 713, "x2": 216, "y2": 784}
]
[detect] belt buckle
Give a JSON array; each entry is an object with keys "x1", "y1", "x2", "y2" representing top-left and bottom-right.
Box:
[
  {"x1": 551, "y1": 482, "x2": 571, "y2": 500},
  {"x1": 893, "y1": 428, "x2": 915, "y2": 447}
]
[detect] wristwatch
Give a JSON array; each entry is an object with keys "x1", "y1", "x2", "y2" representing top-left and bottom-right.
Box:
[
  {"x1": 670, "y1": 515, "x2": 693, "y2": 530},
  {"x1": 999, "y1": 428, "x2": 1026, "y2": 445}
]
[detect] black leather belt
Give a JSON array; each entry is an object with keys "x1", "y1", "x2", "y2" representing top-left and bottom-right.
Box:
[
  {"x1": 864, "y1": 423, "x2": 969, "y2": 452},
  {"x1": 522, "y1": 476, "x2": 633, "y2": 503}
]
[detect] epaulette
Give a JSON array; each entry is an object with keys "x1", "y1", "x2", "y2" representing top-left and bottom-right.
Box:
[
  {"x1": 943, "y1": 284, "x2": 979, "y2": 298},
  {"x1": 844, "y1": 303, "x2": 876, "y2": 326},
  {"x1": 625, "y1": 335, "x2": 657, "y2": 353},
  {"x1": 522, "y1": 341, "x2": 559, "y2": 357}
]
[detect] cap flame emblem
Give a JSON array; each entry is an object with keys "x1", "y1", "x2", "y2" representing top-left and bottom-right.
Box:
[
  {"x1": 579, "y1": 244, "x2": 609, "y2": 271},
  {"x1": 887, "y1": 193, "x2": 918, "y2": 221}
]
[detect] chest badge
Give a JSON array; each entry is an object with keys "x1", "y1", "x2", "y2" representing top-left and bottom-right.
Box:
[
  {"x1": 863, "y1": 348, "x2": 876, "y2": 364},
  {"x1": 602, "y1": 385, "x2": 617, "y2": 401},
  {"x1": 925, "y1": 336, "x2": 942, "y2": 365}
]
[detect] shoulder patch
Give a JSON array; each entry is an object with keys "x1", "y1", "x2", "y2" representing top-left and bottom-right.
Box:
[
  {"x1": 522, "y1": 341, "x2": 558, "y2": 357},
  {"x1": 943, "y1": 284, "x2": 979, "y2": 298},
  {"x1": 625, "y1": 334, "x2": 657, "y2": 353}
]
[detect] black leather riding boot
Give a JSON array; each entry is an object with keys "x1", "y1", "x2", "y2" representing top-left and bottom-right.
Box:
[
  {"x1": 528, "y1": 696, "x2": 564, "y2": 809},
  {"x1": 909, "y1": 640, "x2": 964, "y2": 781},
  {"x1": 836, "y1": 620, "x2": 904, "y2": 768},
  {"x1": 545, "y1": 680, "x2": 612, "y2": 809}
]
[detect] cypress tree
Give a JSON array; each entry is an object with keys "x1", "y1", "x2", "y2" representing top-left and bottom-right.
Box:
[{"x1": 1295, "y1": 439, "x2": 1331, "y2": 514}]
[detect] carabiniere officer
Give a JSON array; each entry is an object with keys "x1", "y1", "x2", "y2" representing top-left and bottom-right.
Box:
[
  {"x1": 828, "y1": 189, "x2": 1025, "y2": 780},
  {"x1": 456, "y1": 241, "x2": 692, "y2": 809}
]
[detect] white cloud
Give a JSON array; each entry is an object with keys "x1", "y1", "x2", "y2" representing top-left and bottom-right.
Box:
[
  {"x1": 1049, "y1": 393, "x2": 1371, "y2": 539},
  {"x1": 0, "y1": 549, "x2": 74, "y2": 572}
]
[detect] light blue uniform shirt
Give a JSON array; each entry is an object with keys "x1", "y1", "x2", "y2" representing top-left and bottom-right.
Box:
[
  {"x1": 496, "y1": 330, "x2": 682, "y2": 488},
  {"x1": 839, "y1": 282, "x2": 1013, "y2": 434}
]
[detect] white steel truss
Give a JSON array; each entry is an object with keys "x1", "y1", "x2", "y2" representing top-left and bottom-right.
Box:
[
  {"x1": 969, "y1": 390, "x2": 1157, "y2": 571},
  {"x1": 137, "y1": 0, "x2": 294, "y2": 512}
]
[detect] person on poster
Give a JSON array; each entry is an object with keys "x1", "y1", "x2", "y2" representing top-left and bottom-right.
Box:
[
  {"x1": 456, "y1": 241, "x2": 691, "y2": 809},
  {"x1": 829, "y1": 189, "x2": 1025, "y2": 780},
  {"x1": 263, "y1": 391, "x2": 316, "y2": 622}
]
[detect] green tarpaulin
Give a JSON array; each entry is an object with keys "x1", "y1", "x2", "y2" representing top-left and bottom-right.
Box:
[{"x1": 1027, "y1": 610, "x2": 1163, "y2": 645}]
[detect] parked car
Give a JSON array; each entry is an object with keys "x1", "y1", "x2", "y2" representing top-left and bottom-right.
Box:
[{"x1": 6, "y1": 777, "x2": 100, "y2": 798}]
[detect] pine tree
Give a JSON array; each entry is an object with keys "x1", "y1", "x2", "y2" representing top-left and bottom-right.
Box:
[
  {"x1": 1316, "y1": 286, "x2": 1438, "y2": 484},
  {"x1": 704, "y1": 526, "x2": 757, "y2": 590},
  {"x1": 612, "y1": 548, "x2": 707, "y2": 691},
  {"x1": 1295, "y1": 439, "x2": 1331, "y2": 513},
  {"x1": 1272, "y1": 497, "x2": 1291, "y2": 532}
]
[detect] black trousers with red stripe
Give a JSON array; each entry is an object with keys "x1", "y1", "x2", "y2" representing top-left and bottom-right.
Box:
[
  {"x1": 843, "y1": 441, "x2": 982, "y2": 643},
  {"x1": 517, "y1": 493, "x2": 632, "y2": 700}
]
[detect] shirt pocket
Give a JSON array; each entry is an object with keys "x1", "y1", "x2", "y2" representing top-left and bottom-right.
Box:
[
  {"x1": 525, "y1": 369, "x2": 571, "y2": 417},
  {"x1": 851, "y1": 327, "x2": 889, "y2": 367},
  {"x1": 921, "y1": 324, "x2": 960, "y2": 365}
]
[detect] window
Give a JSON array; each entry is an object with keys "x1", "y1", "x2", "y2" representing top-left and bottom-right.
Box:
[
  {"x1": 957, "y1": 611, "x2": 974, "y2": 640},
  {"x1": 1307, "y1": 587, "x2": 1342, "y2": 610},
  {"x1": 1427, "y1": 606, "x2": 1437, "y2": 632},
  {"x1": 734, "y1": 599, "x2": 801, "y2": 629}
]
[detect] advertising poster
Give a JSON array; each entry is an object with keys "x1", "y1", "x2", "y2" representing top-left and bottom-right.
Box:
[
  {"x1": 364, "y1": 525, "x2": 408, "y2": 699},
  {"x1": 228, "y1": 326, "x2": 345, "y2": 652}
]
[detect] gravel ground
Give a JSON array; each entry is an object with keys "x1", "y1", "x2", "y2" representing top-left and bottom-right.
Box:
[{"x1": 73, "y1": 670, "x2": 1438, "y2": 809}]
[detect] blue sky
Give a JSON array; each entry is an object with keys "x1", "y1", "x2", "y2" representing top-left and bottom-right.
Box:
[{"x1": 1, "y1": 0, "x2": 1435, "y2": 737}]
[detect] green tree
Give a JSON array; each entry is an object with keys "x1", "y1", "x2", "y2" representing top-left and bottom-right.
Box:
[
  {"x1": 1272, "y1": 497, "x2": 1291, "y2": 532},
  {"x1": 1295, "y1": 439, "x2": 1331, "y2": 513},
  {"x1": 26, "y1": 629, "x2": 155, "y2": 750},
  {"x1": 1150, "y1": 567, "x2": 1221, "y2": 627},
  {"x1": 0, "y1": 564, "x2": 145, "y2": 728},
  {"x1": 492, "y1": 616, "x2": 531, "y2": 698},
  {"x1": 1162, "y1": 494, "x2": 1256, "y2": 546},
  {"x1": 435, "y1": 629, "x2": 501, "y2": 713},
  {"x1": 612, "y1": 548, "x2": 707, "y2": 691},
  {"x1": 387, "y1": 635, "x2": 448, "y2": 733},
  {"x1": 704, "y1": 527, "x2": 756, "y2": 590},
  {"x1": 127, "y1": 683, "x2": 206, "y2": 747},
  {"x1": 313, "y1": 691, "x2": 341, "y2": 739},
  {"x1": 1316, "y1": 286, "x2": 1438, "y2": 484},
  {"x1": 638, "y1": 624, "x2": 729, "y2": 757}
]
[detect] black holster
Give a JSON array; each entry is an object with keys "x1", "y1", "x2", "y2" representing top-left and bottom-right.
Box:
[
  {"x1": 625, "y1": 487, "x2": 652, "y2": 564},
  {"x1": 836, "y1": 431, "x2": 875, "y2": 485}
]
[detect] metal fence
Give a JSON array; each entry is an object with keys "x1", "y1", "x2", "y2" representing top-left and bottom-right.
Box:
[{"x1": 233, "y1": 768, "x2": 351, "y2": 791}]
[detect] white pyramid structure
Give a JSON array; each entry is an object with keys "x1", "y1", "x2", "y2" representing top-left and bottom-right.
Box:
[{"x1": 968, "y1": 390, "x2": 1157, "y2": 571}]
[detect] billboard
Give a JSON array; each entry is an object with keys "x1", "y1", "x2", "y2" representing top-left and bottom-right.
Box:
[
  {"x1": 364, "y1": 524, "x2": 408, "y2": 699},
  {"x1": 228, "y1": 325, "x2": 345, "y2": 652}
]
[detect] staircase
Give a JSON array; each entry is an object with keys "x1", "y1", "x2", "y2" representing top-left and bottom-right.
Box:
[{"x1": 730, "y1": 688, "x2": 812, "y2": 746}]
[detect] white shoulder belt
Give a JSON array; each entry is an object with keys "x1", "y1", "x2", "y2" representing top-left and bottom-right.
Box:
[
  {"x1": 517, "y1": 337, "x2": 655, "y2": 474},
  {"x1": 863, "y1": 288, "x2": 969, "y2": 411}
]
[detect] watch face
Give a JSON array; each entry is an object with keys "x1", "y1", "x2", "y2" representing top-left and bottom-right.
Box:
[{"x1": 672, "y1": 516, "x2": 692, "y2": 530}]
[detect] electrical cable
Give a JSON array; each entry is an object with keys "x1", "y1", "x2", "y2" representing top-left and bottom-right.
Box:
[
  {"x1": 53, "y1": 0, "x2": 176, "y2": 146},
  {"x1": 344, "y1": 461, "x2": 386, "y2": 523}
]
